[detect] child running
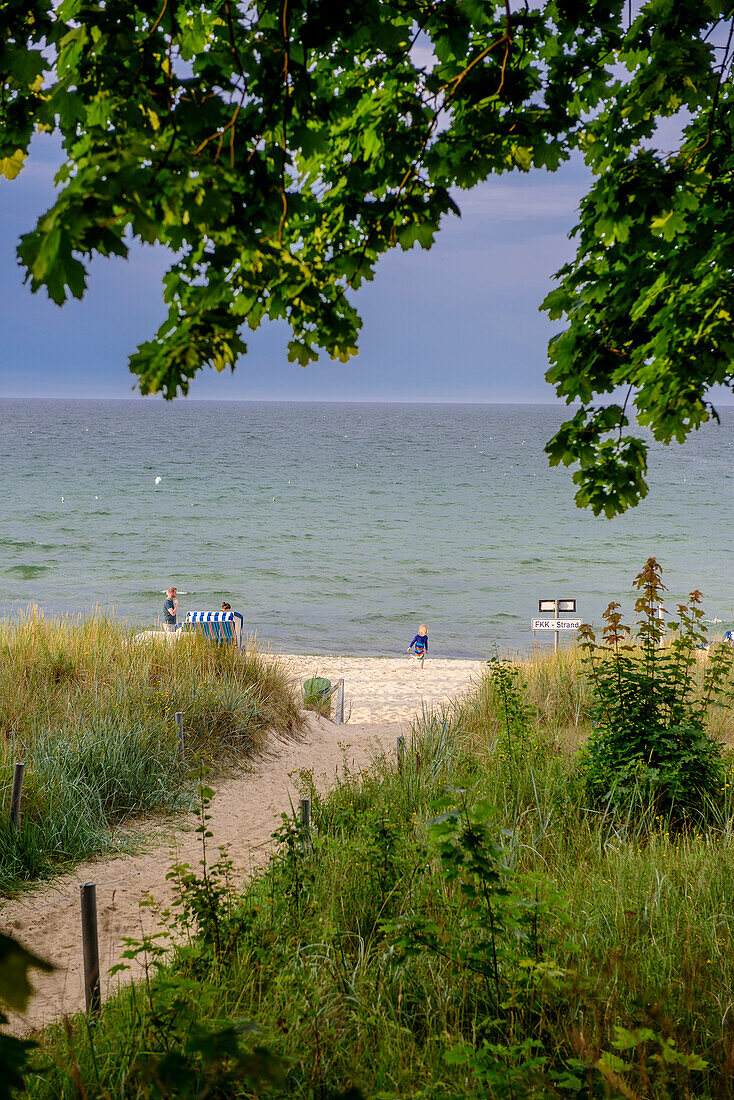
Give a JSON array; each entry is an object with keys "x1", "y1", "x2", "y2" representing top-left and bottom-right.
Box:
[{"x1": 406, "y1": 624, "x2": 429, "y2": 668}]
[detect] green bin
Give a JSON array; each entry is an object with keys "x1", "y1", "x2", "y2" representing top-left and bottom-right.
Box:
[{"x1": 303, "y1": 677, "x2": 332, "y2": 706}]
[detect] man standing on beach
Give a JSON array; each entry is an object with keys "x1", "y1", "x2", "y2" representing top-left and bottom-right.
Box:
[{"x1": 163, "y1": 586, "x2": 178, "y2": 631}]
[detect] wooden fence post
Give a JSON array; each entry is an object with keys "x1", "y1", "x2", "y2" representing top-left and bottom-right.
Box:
[
  {"x1": 9, "y1": 762, "x2": 25, "y2": 830},
  {"x1": 334, "y1": 680, "x2": 344, "y2": 724},
  {"x1": 80, "y1": 882, "x2": 101, "y2": 1015},
  {"x1": 299, "y1": 797, "x2": 311, "y2": 830},
  {"x1": 397, "y1": 735, "x2": 405, "y2": 773}
]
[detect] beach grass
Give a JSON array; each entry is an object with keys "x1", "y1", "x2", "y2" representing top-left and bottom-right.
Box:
[
  {"x1": 17, "y1": 651, "x2": 734, "y2": 1099},
  {"x1": 463, "y1": 640, "x2": 734, "y2": 753},
  {"x1": 0, "y1": 612, "x2": 303, "y2": 895},
  {"x1": 460, "y1": 643, "x2": 594, "y2": 751}
]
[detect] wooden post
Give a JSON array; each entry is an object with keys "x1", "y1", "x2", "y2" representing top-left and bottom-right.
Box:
[
  {"x1": 554, "y1": 598, "x2": 559, "y2": 653},
  {"x1": 9, "y1": 762, "x2": 25, "y2": 830},
  {"x1": 334, "y1": 680, "x2": 344, "y2": 724},
  {"x1": 299, "y1": 797, "x2": 311, "y2": 830},
  {"x1": 80, "y1": 883, "x2": 101, "y2": 1015},
  {"x1": 175, "y1": 711, "x2": 185, "y2": 762},
  {"x1": 397, "y1": 735, "x2": 405, "y2": 773}
]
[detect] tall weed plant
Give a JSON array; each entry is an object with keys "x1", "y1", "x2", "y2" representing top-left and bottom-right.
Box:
[
  {"x1": 460, "y1": 646, "x2": 593, "y2": 757},
  {"x1": 580, "y1": 559, "x2": 732, "y2": 823}
]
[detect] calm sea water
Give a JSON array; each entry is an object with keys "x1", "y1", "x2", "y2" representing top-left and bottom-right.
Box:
[{"x1": 1, "y1": 398, "x2": 732, "y2": 658}]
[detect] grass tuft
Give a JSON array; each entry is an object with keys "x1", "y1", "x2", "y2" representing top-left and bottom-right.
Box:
[{"x1": 0, "y1": 612, "x2": 303, "y2": 894}]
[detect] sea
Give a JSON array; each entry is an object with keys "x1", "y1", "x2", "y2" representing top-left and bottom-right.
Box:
[{"x1": 1, "y1": 398, "x2": 732, "y2": 659}]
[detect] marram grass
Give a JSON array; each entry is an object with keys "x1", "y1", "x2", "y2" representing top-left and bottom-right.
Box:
[
  {"x1": 460, "y1": 640, "x2": 734, "y2": 753},
  {"x1": 0, "y1": 612, "x2": 303, "y2": 894},
  {"x1": 458, "y1": 643, "x2": 594, "y2": 751}
]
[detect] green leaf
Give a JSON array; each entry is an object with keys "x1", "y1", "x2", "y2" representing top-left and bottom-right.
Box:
[
  {"x1": 0, "y1": 1030, "x2": 38, "y2": 1100},
  {"x1": 650, "y1": 208, "x2": 686, "y2": 241},
  {"x1": 0, "y1": 933, "x2": 54, "y2": 1014},
  {"x1": 288, "y1": 341, "x2": 318, "y2": 367},
  {"x1": 598, "y1": 1050, "x2": 628, "y2": 1074},
  {"x1": 0, "y1": 150, "x2": 26, "y2": 180}
]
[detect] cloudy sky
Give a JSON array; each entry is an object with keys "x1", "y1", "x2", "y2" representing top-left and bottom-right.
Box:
[{"x1": 0, "y1": 133, "x2": 591, "y2": 403}]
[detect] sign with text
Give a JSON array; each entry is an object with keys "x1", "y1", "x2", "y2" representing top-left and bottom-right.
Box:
[{"x1": 531, "y1": 618, "x2": 583, "y2": 631}]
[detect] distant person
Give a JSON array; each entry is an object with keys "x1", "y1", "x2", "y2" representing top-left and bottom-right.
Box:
[
  {"x1": 221, "y1": 602, "x2": 231, "y2": 612},
  {"x1": 163, "y1": 586, "x2": 178, "y2": 631},
  {"x1": 406, "y1": 624, "x2": 428, "y2": 668}
]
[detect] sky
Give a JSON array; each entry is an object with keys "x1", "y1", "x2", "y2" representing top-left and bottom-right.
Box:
[
  {"x1": 0, "y1": 15, "x2": 599, "y2": 406},
  {"x1": 0, "y1": 129, "x2": 597, "y2": 404}
]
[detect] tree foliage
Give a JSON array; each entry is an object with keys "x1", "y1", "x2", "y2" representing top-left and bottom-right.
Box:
[
  {"x1": 2, "y1": 1, "x2": 733, "y2": 513},
  {"x1": 0, "y1": 932, "x2": 53, "y2": 1099},
  {"x1": 543, "y1": 2, "x2": 734, "y2": 515}
]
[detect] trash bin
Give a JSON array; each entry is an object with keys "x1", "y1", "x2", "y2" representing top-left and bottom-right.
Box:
[{"x1": 303, "y1": 677, "x2": 332, "y2": 708}]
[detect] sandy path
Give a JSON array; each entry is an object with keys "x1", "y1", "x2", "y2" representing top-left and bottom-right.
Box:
[
  {"x1": 2, "y1": 718, "x2": 401, "y2": 1033},
  {"x1": 1, "y1": 656, "x2": 483, "y2": 1033}
]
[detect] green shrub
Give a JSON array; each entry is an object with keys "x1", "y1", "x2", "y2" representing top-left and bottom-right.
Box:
[
  {"x1": 485, "y1": 653, "x2": 547, "y2": 761},
  {"x1": 580, "y1": 558, "x2": 732, "y2": 824}
]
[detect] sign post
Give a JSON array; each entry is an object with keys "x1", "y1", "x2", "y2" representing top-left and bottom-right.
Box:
[{"x1": 534, "y1": 599, "x2": 580, "y2": 651}]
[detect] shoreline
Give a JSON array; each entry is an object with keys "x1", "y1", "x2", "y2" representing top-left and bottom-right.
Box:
[{"x1": 1, "y1": 611, "x2": 548, "y2": 664}]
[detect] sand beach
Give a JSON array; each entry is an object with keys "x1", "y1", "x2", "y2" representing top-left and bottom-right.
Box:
[{"x1": 275, "y1": 653, "x2": 486, "y2": 723}]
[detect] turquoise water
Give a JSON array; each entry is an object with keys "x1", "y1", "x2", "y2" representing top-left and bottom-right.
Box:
[{"x1": 1, "y1": 398, "x2": 732, "y2": 657}]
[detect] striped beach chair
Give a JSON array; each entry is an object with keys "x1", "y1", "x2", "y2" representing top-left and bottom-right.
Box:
[{"x1": 185, "y1": 611, "x2": 244, "y2": 648}]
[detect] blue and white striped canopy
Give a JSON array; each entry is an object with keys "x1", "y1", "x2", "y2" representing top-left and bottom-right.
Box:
[{"x1": 185, "y1": 610, "x2": 244, "y2": 646}]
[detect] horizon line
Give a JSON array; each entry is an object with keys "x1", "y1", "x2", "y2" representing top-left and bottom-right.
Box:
[
  {"x1": 3, "y1": 394, "x2": 734, "y2": 409},
  {"x1": 1, "y1": 394, "x2": 572, "y2": 406}
]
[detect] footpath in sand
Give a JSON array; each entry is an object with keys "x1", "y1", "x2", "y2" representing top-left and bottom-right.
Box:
[{"x1": 1, "y1": 655, "x2": 484, "y2": 1033}]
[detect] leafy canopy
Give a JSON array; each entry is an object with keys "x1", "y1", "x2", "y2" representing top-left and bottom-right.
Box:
[
  {"x1": 544, "y1": 2, "x2": 734, "y2": 515},
  {"x1": 2, "y1": 1, "x2": 733, "y2": 513}
]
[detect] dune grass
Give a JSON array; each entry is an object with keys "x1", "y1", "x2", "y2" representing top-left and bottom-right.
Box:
[
  {"x1": 460, "y1": 644, "x2": 594, "y2": 750},
  {"x1": 465, "y1": 640, "x2": 734, "y2": 753},
  {"x1": 17, "y1": 647, "x2": 734, "y2": 1099},
  {"x1": 0, "y1": 613, "x2": 303, "y2": 894}
]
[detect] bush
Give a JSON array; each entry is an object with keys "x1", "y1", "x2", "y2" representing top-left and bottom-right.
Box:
[{"x1": 579, "y1": 558, "x2": 732, "y2": 823}]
